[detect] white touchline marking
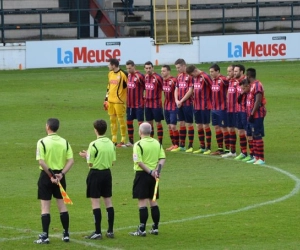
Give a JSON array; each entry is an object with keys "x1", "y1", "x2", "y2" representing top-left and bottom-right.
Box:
[
  {"x1": 0, "y1": 164, "x2": 299, "y2": 249},
  {"x1": 0, "y1": 236, "x2": 33, "y2": 242}
]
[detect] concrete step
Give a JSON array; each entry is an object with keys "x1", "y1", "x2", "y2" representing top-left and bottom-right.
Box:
[
  {"x1": 1, "y1": 13, "x2": 70, "y2": 25},
  {"x1": 2, "y1": 0, "x2": 58, "y2": 9},
  {"x1": 0, "y1": 27, "x2": 77, "y2": 40},
  {"x1": 128, "y1": 27, "x2": 151, "y2": 37}
]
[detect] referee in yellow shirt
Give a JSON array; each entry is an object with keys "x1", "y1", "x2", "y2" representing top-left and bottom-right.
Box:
[
  {"x1": 34, "y1": 118, "x2": 74, "y2": 244},
  {"x1": 104, "y1": 58, "x2": 128, "y2": 147},
  {"x1": 129, "y1": 122, "x2": 166, "y2": 236},
  {"x1": 79, "y1": 119, "x2": 116, "y2": 239}
]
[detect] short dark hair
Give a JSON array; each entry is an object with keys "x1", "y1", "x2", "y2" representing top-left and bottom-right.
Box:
[
  {"x1": 174, "y1": 58, "x2": 186, "y2": 65},
  {"x1": 162, "y1": 65, "x2": 171, "y2": 71},
  {"x1": 47, "y1": 118, "x2": 59, "y2": 132},
  {"x1": 186, "y1": 65, "x2": 196, "y2": 74},
  {"x1": 247, "y1": 68, "x2": 256, "y2": 78},
  {"x1": 109, "y1": 58, "x2": 119, "y2": 67},
  {"x1": 126, "y1": 60, "x2": 135, "y2": 66},
  {"x1": 210, "y1": 63, "x2": 220, "y2": 72},
  {"x1": 93, "y1": 119, "x2": 107, "y2": 135},
  {"x1": 144, "y1": 61, "x2": 153, "y2": 67},
  {"x1": 235, "y1": 64, "x2": 245, "y2": 74},
  {"x1": 240, "y1": 78, "x2": 249, "y2": 86}
]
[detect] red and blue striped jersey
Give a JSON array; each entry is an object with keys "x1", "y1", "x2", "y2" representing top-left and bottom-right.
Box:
[
  {"x1": 192, "y1": 72, "x2": 213, "y2": 110},
  {"x1": 211, "y1": 75, "x2": 229, "y2": 110},
  {"x1": 227, "y1": 77, "x2": 239, "y2": 113},
  {"x1": 176, "y1": 73, "x2": 193, "y2": 106},
  {"x1": 144, "y1": 72, "x2": 163, "y2": 108},
  {"x1": 162, "y1": 76, "x2": 177, "y2": 111},
  {"x1": 236, "y1": 76, "x2": 247, "y2": 112},
  {"x1": 127, "y1": 71, "x2": 145, "y2": 108},
  {"x1": 246, "y1": 80, "x2": 267, "y2": 118}
]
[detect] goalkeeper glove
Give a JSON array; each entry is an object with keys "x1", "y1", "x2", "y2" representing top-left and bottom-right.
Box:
[{"x1": 103, "y1": 101, "x2": 109, "y2": 111}]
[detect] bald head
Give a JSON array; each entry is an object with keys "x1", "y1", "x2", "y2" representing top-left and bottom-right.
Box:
[{"x1": 139, "y1": 122, "x2": 152, "y2": 136}]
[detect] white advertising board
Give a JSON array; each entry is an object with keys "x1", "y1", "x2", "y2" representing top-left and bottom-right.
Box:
[
  {"x1": 199, "y1": 33, "x2": 300, "y2": 62},
  {"x1": 26, "y1": 38, "x2": 152, "y2": 69}
]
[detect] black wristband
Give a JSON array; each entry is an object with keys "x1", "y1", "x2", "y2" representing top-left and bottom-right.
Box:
[
  {"x1": 61, "y1": 172, "x2": 65, "y2": 177},
  {"x1": 149, "y1": 170, "x2": 152, "y2": 175}
]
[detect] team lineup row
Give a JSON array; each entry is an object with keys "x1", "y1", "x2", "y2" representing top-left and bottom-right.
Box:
[{"x1": 105, "y1": 58, "x2": 266, "y2": 165}]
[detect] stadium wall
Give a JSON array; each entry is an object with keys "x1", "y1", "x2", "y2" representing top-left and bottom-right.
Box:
[{"x1": 1, "y1": 33, "x2": 300, "y2": 70}]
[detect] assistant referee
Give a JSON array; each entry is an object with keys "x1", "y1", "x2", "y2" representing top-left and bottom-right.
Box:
[
  {"x1": 79, "y1": 119, "x2": 116, "y2": 240},
  {"x1": 129, "y1": 122, "x2": 166, "y2": 236},
  {"x1": 34, "y1": 118, "x2": 74, "y2": 244}
]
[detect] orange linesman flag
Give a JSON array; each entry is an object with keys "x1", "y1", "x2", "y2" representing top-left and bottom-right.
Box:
[{"x1": 58, "y1": 182, "x2": 73, "y2": 205}]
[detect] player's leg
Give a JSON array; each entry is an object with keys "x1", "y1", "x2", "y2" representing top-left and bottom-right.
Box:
[
  {"x1": 126, "y1": 107, "x2": 135, "y2": 145},
  {"x1": 130, "y1": 172, "x2": 150, "y2": 236},
  {"x1": 193, "y1": 110, "x2": 204, "y2": 153},
  {"x1": 154, "y1": 108, "x2": 164, "y2": 144},
  {"x1": 108, "y1": 103, "x2": 118, "y2": 144},
  {"x1": 252, "y1": 118, "x2": 265, "y2": 165},
  {"x1": 211, "y1": 110, "x2": 223, "y2": 155},
  {"x1": 172, "y1": 107, "x2": 186, "y2": 151},
  {"x1": 34, "y1": 171, "x2": 52, "y2": 244},
  {"x1": 221, "y1": 110, "x2": 230, "y2": 154},
  {"x1": 85, "y1": 170, "x2": 102, "y2": 239},
  {"x1": 203, "y1": 110, "x2": 212, "y2": 155},
  {"x1": 115, "y1": 104, "x2": 127, "y2": 145},
  {"x1": 184, "y1": 105, "x2": 194, "y2": 152},
  {"x1": 164, "y1": 110, "x2": 174, "y2": 150}
]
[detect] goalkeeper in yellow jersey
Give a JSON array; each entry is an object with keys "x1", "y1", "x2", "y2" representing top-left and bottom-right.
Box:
[{"x1": 104, "y1": 58, "x2": 128, "y2": 146}]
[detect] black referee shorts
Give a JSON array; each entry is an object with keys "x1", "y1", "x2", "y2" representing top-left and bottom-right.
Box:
[
  {"x1": 132, "y1": 171, "x2": 158, "y2": 199},
  {"x1": 37, "y1": 170, "x2": 66, "y2": 200},
  {"x1": 86, "y1": 169, "x2": 112, "y2": 198}
]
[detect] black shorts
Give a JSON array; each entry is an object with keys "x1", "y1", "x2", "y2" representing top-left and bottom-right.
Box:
[
  {"x1": 132, "y1": 171, "x2": 158, "y2": 199},
  {"x1": 86, "y1": 169, "x2": 112, "y2": 198},
  {"x1": 37, "y1": 170, "x2": 66, "y2": 200}
]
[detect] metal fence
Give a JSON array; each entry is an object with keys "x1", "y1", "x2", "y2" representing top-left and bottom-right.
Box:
[{"x1": 1, "y1": 0, "x2": 299, "y2": 43}]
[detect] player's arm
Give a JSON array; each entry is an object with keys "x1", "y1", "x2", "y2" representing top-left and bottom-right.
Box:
[
  {"x1": 251, "y1": 92, "x2": 262, "y2": 116},
  {"x1": 180, "y1": 87, "x2": 193, "y2": 102},
  {"x1": 121, "y1": 70, "x2": 128, "y2": 88}
]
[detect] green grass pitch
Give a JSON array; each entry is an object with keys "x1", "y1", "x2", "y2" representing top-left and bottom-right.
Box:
[{"x1": 0, "y1": 61, "x2": 300, "y2": 250}]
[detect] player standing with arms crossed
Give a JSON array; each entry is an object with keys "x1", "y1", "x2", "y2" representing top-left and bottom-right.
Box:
[
  {"x1": 172, "y1": 59, "x2": 194, "y2": 152},
  {"x1": 79, "y1": 119, "x2": 116, "y2": 239},
  {"x1": 186, "y1": 65, "x2": 213, "y2": 155},
  {"x1": 161, "y1": 64, "x2": 179, "y2": 151},
  {"x1": 129, "y1": 122, "x2": 166, "y2": 236},
  {"x1": 104, "y1": 58, "x2": 128, "y2": 147},
  {"x1": 34, "y1": 118, "x2": 74, "y2": 244},
  {"x1": 125, "y1": 60, "x2": 145, "y2": 146},
  {"x1": 144, "y1": 61, "x2": 164, "y2": 144}
]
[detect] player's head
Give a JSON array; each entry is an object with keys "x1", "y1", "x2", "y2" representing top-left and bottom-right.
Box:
[
  {"x1": 209, "y1": 64, "x2": 220, "y2": 79},
  {"x1": 139, "y1": 122, "x2": 152, "y2": 137},
  {"x1": 227, "y1": 64, "x2": 235, "y2": 79},
  {"x1": 144, "y1": 61, "x2": 154, "y2": 75},
  {"x1": 234, "y1": 64, "x2": 245, "y2": 79},
  {"x1": 46, "y1": 118, "x2": 59, "y2": 133},
  {"x1": 93, "y1": 119, "x2": 107, "y2": 136},
  {"x1": 161, "y1": 65, "x2": 171, "y2": 79},
  {"x1": 186, "y1": 65, "x2": 199, "y2": 77},
  {"x1": 240, "y1": 78, "x2": 250, "y2": 93},
  {"x1": 174, "y1": 58, "x2": 186, "y2": 74},
  {"x1": 108, "y1": 58, "x2": 119, "y2": 71},
  {"x1": 246, "y1": 68, "x2": 256, "y2": 82},
  {"x1": 126, "y1": 60, "x2": 135, "y2": 74}
]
